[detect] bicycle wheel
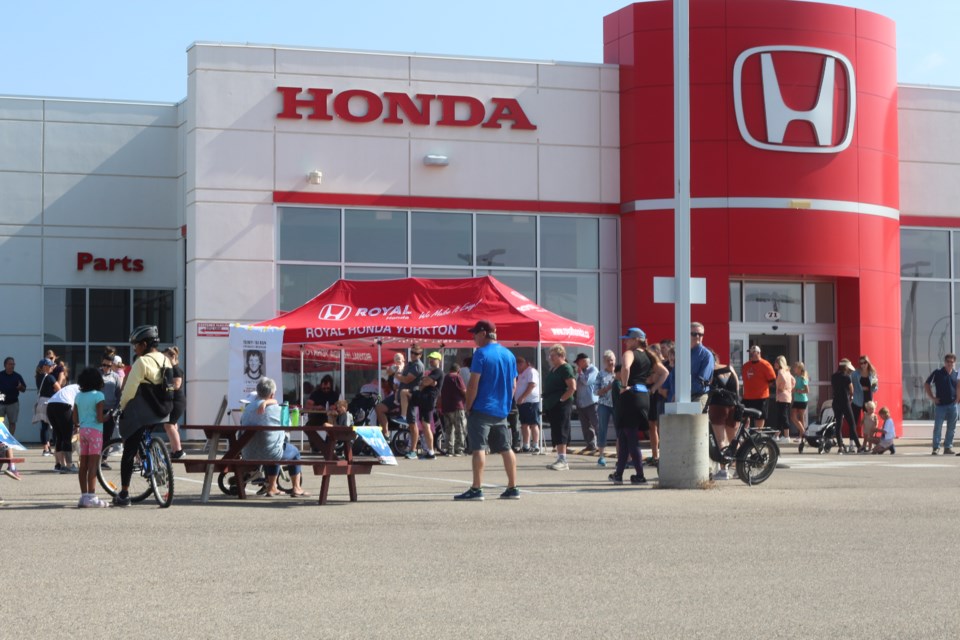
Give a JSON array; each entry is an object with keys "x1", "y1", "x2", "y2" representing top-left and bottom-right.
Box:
[
  {"x1": 391, "y1": 429, "x2": 410, "y2": 456},
  {"x1": 129, "y1": 442, "x2": 155, "y2": 504},
  {"x1": 148, "y1": 439, "x2": 174, "y2": 507},
  {"x1": 735, "y1": 436, "x2": 779, "y2": 486},
  {"x1": 97, "y1": 440, "x2": 124, "y2": 497},
  {"x1": 217, "y1": 470, "x2": 239, "y2": 496},
  {"x1": 276, "y1": 466, "x2": 292, "y2": 494}
]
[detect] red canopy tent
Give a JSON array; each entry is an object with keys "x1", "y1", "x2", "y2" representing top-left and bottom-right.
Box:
[{"x1": 256, "y1": 276, "x2": 594, "y2": 348}]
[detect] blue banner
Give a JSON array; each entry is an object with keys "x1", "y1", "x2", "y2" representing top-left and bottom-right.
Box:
[
  {"x1": 354, "y1": 426, "x2": 397, "y2": 466},
  {"x1": 0, "y1": 419, "x2": 26, "y2": 451}
]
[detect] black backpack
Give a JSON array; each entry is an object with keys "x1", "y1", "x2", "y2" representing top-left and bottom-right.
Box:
[{"x1": 140, "y1": 353, "x2": 175, "y2": 417}]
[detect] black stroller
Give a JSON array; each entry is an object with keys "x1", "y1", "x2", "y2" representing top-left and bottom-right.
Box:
[{"x1": 798, "y1": 405, "x2": 839, "y2": 454}]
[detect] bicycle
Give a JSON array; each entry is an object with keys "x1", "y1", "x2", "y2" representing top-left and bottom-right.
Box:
[
  {"x1": 98, "y1": 416, "x2": 174, "y2": 508},
  {"x1": 707, "y1": 405, "x2": 780, "y2": 486}
]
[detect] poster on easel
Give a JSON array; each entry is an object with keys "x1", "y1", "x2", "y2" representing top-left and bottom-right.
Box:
[
  {"x1": 0, "y1": 418, "x2": 26, "y2": 451},
  {"x1": 228, "y1": 324, "x2": 284, "y2": 409},
  {"x1": 353, "y1": 426, "x2": 398, "y2": 466}
]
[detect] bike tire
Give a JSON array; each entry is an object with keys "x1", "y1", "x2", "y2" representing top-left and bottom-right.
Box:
[
  {"x1": 735, "y1": 436, "x2": 778, "y2": 486},
  {"x1": 276, "y1": 466, "x2": 292, "y2": 494},
  {"x1": 217, "y1": 470, "x2": 239, "y2": 496},
  {"x1": 149, "y1": 439, "x2": 174, "y2": 508},
  {"x1": 391, "y1": 429, "x2": 410, "y2": 456},
  {"x1": 129, "y1": 441, "x2": 155, "y2": 504},
  {"x1": 97, "y1": 440, "x2": 124, "y2": 497}
]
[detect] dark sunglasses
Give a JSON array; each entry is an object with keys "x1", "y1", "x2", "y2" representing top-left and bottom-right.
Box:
[{"x1": 690, "y1": 332, "x2": 703, "y2": 337}]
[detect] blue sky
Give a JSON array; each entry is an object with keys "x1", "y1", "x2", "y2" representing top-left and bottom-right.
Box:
[{"x1": 5, "y1": 0, "x2": 957, "y2": 103}]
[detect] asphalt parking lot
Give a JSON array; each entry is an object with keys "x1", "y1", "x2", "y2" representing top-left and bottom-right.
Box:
[{"x1": 2, "y1": 440, "x2": 958, "y2": 639}]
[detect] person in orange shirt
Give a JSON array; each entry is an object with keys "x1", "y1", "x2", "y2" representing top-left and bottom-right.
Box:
[{"x1": 741, "y1": 345, "x2": 776, "y2": 429}]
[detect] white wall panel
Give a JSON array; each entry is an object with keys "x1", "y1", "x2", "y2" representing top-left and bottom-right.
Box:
[
  {"x1": 189, "y1": 44, "x2": 275, "y2": 73},
  {"x1": 0, "y1": 172, "x2": 42, "y2": 225},
  {"x1": 409, "y1": 139, "x2": 538, "y2": 200},
  {"x1": 899, "y1": 110, "x2": 960, "y2": 164},
  {"x1": 539, "y1": 64, "x2": 599, "y2": 91},
  {"x1": 183, "y1": 380, "x2": 229, "y2": 427},
  {"x1": 191, "y1": 259, "x2": 276, "y2": 321},
  {"x1": 411, "y1": 56, "x2": 538, "y2": 86},
  {"x1": 899, "y1": 86, "x2": 960, "y2": 113},
  {"x1": 600, "y1": 147, "x2": 620, "y2": 203},
  {"x1": 42, "y1": 237, "x2": 179, "y2": 287},
  {"x1": 193, "y1": 129, "x2": 274, "y2": 191},
  {"x1": 533, "y1": 89, "x2": 600, "y2": 147},
  {"x1": 0, "y1": 121, "x2": 42, "y2": 171},
  {"x1": 43, "y1": 122, "x2": 177, "y2": 176},
  {"x1": 191, "y1": 202, "x2": 276, "y2": 261},
  {"x1": 43, "y1": 174, "x2": 177, "y2": 227},
  {"x1": 44, "y1": 100, "x2": 177, "y2": 126},
  {"x1": 600, "y1": 91, "x2": 620, "y2": 148},
  {"x1": 0, "y1": 98, "x2": 42, "y2": 120},
  {"x1": 538, "y1": 145, "x2": 601, "y2": 203},
  {"x1": 0, "y1": 286, "x2": 42, "y2": 333},
  {"x1": 0, "y1": 236, "x2": 42, "y2": 284},
  {"x1": 600, "y1": 67, "x2": 619, "y2": 93},
  {"x1": 193, "y1": 70, "x2": 282, "y2": 131},
  {"x1": 900, "y1": 162, "x2": 960, "y2": 217},
  {"x1": 276, "y1": 48, "x2": 409, "y2": 79},
  {"x1": 275, "y1": 132, "x2": 410, "y2": 194}
]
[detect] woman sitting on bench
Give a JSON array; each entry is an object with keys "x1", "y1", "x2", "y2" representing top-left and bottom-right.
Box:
[{"x1": 240, "y1": 377, "x2": 310, "y2": 498}]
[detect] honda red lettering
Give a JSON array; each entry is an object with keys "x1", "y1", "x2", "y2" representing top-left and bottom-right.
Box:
[{"x1": 276, "y1": 87, "x2": 536, "y2": 130}]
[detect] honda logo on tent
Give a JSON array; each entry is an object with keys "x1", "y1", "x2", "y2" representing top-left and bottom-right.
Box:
[
  {"x1": 318, "y1": 304, "x2": 352, "y2": 321},
  {"x1": 733, "y1": 45, "x2": 856, "y2": 154}
]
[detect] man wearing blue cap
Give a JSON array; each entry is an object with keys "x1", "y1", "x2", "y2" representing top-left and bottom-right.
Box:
[{"x1": 454, "y1": 320, "x2": 520, "y2": 501}]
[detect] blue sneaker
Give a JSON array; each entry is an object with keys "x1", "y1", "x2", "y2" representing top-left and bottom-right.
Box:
[
  {"x1": 597, "y1": 456, "x2": 607, "y2": 467},
  {"x1": 499, "y1": 486, "x2": 521, "y2": 500},
  {"x1": 393, "y1": 416, "x2": 409, "y2": 426},
  {"x1": 403, "y1": 451, "x2": 417, "y2": 460},
  {"x1": 454, "y1": 487, "x2": 484, "y2": 501}
]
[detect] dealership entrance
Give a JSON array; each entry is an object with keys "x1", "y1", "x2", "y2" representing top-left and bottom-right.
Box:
[{"x1": 729, "y1": 280, "x2": 837, "y2": 423}]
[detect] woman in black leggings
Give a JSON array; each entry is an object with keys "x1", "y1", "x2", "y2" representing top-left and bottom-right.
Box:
[
  {"x1": 611, "y1": 328, "x2": 668, "y2": 484},
  {"x1": 831, "y1": 359, "x2": 862, "y2": 454}
]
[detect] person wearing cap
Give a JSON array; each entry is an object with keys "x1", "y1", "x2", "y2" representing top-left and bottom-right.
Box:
[
  {"x1": 924, "y1": 353, "x2": 960, "y2": 455},
  {"x1": 514, "y1": 355, "x2": 541, "y2": 454},
  {"x1": 414, "y1": 351, "x2": 444, "y2": 458},
  {"x1": 741, "y1": 346, "x2": 776, "y2": 430},
  {"x1": 612, "y1": 328, "x2": 667, "y2": 485},
  {"x1": 831, "y1": 358, "x2": 863, "y2": 453},
  {"x1": 454, "y1": 320, "x2": 519, "y2": 501},
  {"x1": 395, "y1": 344, "x2": 429, "y2": 459},
  {"x1": 34, "y1": 357, "x2": 60, "y2": 457},
  {"x1": 573, "y1": 353, "x2": 600, "y2": 453}
]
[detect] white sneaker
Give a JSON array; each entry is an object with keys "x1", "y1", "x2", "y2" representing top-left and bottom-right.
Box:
[
  {"x1": 713, "y1": 469, "x2": 729, "y2": 480},
  {"x1": 547, "y1": 459, "x2": 569, "y2": 471}
]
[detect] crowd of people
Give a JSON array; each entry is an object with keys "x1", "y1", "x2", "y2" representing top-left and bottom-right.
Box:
[{"x1": 0, "y1": 326, "x2": 185, "y2": 507}]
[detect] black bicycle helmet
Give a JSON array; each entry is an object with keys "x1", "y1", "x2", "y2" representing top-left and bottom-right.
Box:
[{"x1": 129, "y1": 325, "x2": 159, "y2": 345}]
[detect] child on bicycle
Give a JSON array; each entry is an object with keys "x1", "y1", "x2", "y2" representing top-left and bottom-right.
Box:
[{"x1": 73, "y1": 367, "x2": 108, "y2": 508}]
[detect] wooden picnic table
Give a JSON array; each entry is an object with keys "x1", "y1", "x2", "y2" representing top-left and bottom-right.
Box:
[{"x1": 175, "y1": 424, "x2": 376, "y2": 505}]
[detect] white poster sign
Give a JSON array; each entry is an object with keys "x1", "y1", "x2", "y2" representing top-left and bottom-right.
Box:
[{"x1": 229, "y1": 324, "x2": 284, "y2": 409}]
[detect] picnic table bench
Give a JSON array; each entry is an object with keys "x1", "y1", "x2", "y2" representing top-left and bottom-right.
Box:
[{"x1": 174, "y1": 425, "x2": 377, "y2": 505}]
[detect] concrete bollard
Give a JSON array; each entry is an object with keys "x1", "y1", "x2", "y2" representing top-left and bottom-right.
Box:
[{"x1": 658, "y1": 413, "x2": 710, "y2": 488}]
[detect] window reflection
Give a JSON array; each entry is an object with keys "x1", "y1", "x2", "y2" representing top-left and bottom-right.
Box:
[
  {"x1": 344, "y1": 210, "x2": 407, "y2": 264},
  {"x1": 278, "y1": 264, "x2": 340, "y2": 312},
  {"x1": 743, "y1": 283, "x2": 802, "y2": 323},
  {"x1": 476, "y1": 214, "x2": 536, "y2": 267},
  {"x1": 540, "y1": 217, "x2": 598, "y2": 269},
  {"x1": 901, "y1": 280, "x2": 951, "y2": 420},
  {"x1": 901, "y1": 229, "x2": 947, "y2": 278},
  {"x1": 278, "y1": 207, "x2": 340, "y2": 262},
  {"x1": 411, "y1": 211, "x2": 472, "y2": 266}
]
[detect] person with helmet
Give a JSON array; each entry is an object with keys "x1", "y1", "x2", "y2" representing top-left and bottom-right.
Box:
[{"x1": 112, "y1": 325, "x2": 172, "y2": 507}]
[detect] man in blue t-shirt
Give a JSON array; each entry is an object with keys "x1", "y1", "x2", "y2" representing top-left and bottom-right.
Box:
[
  {"x1": 454, "y1": 320, "x2": 519, "y2": 501},
  {"x1": 924, "y1": 353, "x2": 960, "y2": 455}
]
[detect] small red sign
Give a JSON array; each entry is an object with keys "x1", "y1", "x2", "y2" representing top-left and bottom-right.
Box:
[{"x1": 197, "y1": 322, "x2": 230, "y2": 337}]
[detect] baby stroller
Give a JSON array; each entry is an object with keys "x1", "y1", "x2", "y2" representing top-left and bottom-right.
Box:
[{"x1": 798, "y1": 406, "x2": 839, "y2": 454}]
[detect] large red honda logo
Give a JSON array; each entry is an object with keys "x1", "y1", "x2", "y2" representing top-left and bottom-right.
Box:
[
  {"x1": 318, "y1": 304, "x2": 352, "y2": 321},
  {"x1": 733, "y1": 46, "x2": 856, "y2": 154}
]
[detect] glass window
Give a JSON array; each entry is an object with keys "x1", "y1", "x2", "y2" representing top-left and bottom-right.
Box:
[
  {"x1": 540, "y1": 273, "x2": 599, "y2": 331},
  {"x1": 278, "y1": 264, "x2": 340, "y2": 312},
  {"x1": 89, "y1": 289, "x2": 130, "y2": 343},
  {"x1": 540, "y1": 217, "x2": 598, "y2": 269},
  {"x1": 902, "y1": 281, "x2": 951, "y2": 420},
  {"x1": 476, "y1": 214, "x2": 536, "y2": 268},
  {"x1": 344, "y1": 266, "x2": 407, "y2": 281},
  {"x1": 134, "y1": 290, "x2": 174, "y2": 343},
  {"x1": 743, "y1": 282, "x2": 802, "y2": 323},
  {"x1": 278, "y1": 207, "x2": 341, "y2": 262},
  {"x1": 477, "y1": 269, "x2": 537, "y2": 302},
  {"x1": 806, "y1": 282, "x2": 835, "y2": 323},
  {"x1": 411, "y1": 211, "x2": 472, "y2": 266},
  {"x1": 344, "y1": 209, "x2": 407, "y2": 264},
  {"x1": 901, "y1": 229, "x2": 948, "y2": 278},
  {"x1": 44, "y1": 289, "x2": 85, "y2": 342},
  {"x1": 411, "y1": 268, "x2": 472, "y2": 279},
  {"x1": 729, "y1": 282, "x2": 742, "y2": 322}
]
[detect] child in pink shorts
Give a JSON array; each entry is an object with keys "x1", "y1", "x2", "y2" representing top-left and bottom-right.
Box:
[{"x1": 72, "y1": 367, "x2": 108, "y2": 508}]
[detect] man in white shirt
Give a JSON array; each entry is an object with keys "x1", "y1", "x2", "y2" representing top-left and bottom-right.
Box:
[{"x1": 514, "y1": 356, "x2": 541, "y2": 453}]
